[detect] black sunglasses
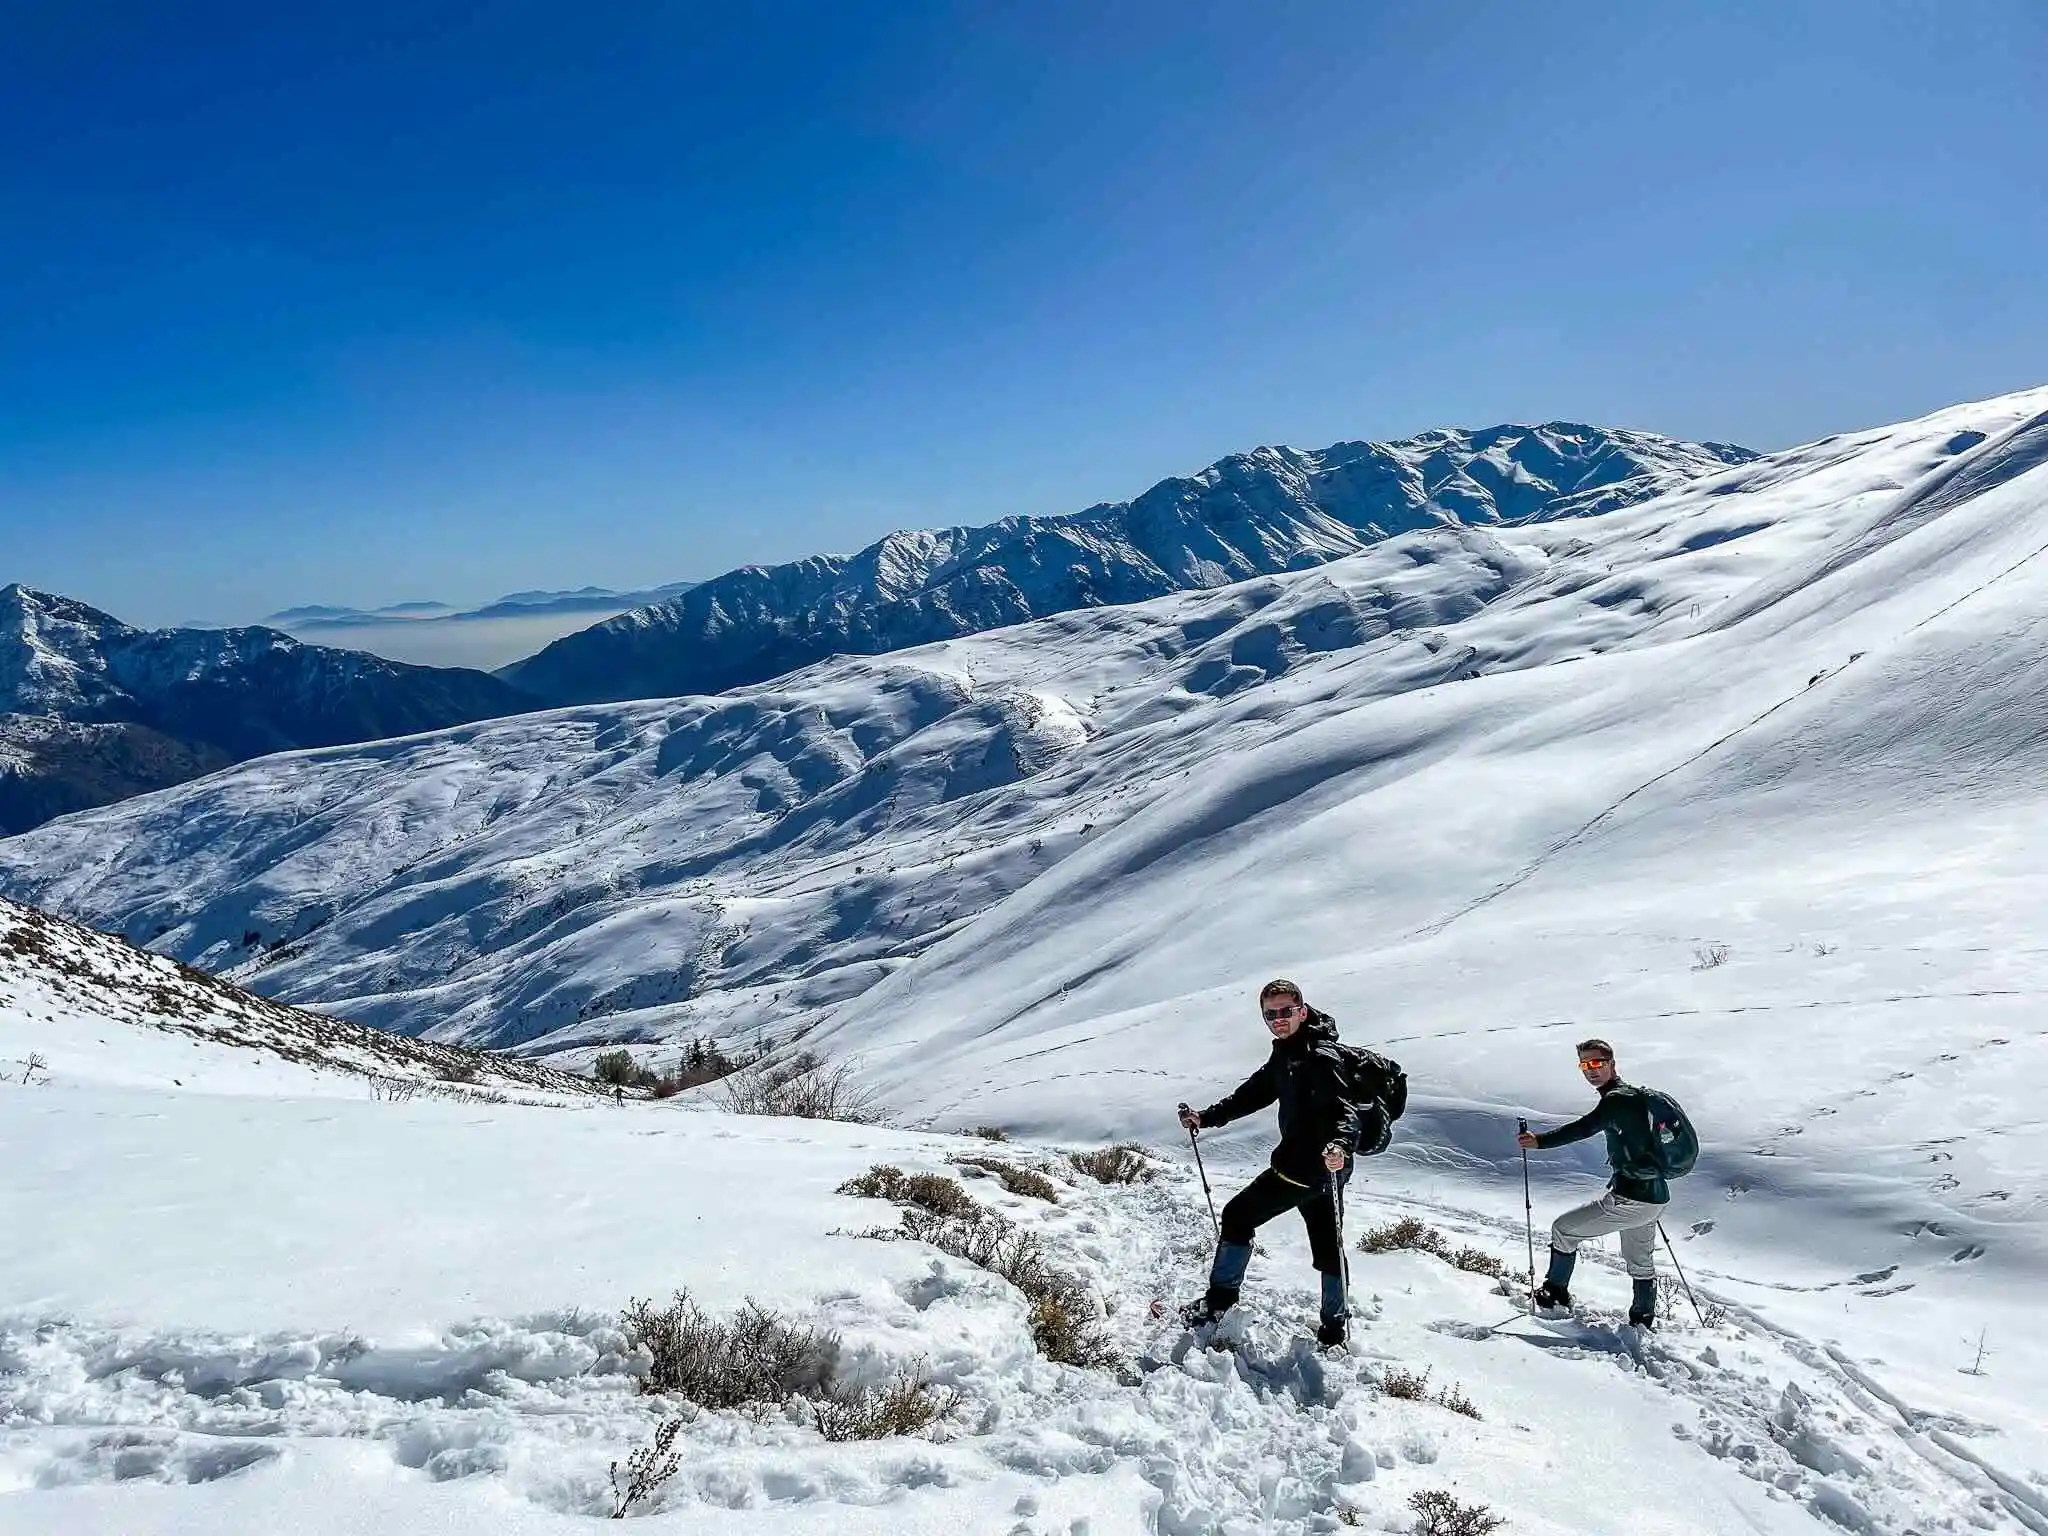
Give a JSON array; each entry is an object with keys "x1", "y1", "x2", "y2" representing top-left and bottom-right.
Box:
[{"x1": 1262, "y1": 1003, "x2": 1302, "y2": 1022}]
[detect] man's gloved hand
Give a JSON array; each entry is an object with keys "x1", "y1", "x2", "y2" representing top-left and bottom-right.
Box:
[{"x1": 1178, "y1": 1103, "x2": 1202, "y2": 1132}]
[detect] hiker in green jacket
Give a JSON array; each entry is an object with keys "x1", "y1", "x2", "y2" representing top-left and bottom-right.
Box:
[{"x1": 1517, "y1": 1038, "x2": 1667, "y2": 1327}]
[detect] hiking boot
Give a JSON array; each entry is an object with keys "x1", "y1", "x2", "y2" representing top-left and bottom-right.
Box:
[
  {"x1": 1316, "y1": 1318, "x2": 1348, "y2": 1349},
  {"x1": 1179, "y1": 1289, "x2": 1236, "y2": 1330},
  {"x1": 1532, "y1": 1281, "x2": 1572, "y2": 1312},
  {"x1": 1628, "y1": 1277, "x2": 1656, "y2": 1330}
]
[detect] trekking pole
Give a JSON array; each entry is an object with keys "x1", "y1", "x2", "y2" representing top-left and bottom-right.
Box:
[
  {"x1": 1518, "y1": 1119, "x2": 1536, "y2": 1303},
  {"x1": 1332, "y1": 1165, "x2": 1351, "y2": 1314},
  {"x1": 1658, "y1": 1221, "x2": 1708, "y2": 1327},
  {"x1": 1180, "y1": 1105, "x2": 1220, "y2": 1240}
]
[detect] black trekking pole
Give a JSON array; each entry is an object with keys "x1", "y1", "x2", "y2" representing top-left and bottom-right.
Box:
[
  {"x1": 1179, "y1": 1104, "x2": 1220, "y2": 1240},
  {"x1": 1658, "y1": 1222, "x2": 1708, "y2": 1327},
  {"x1": 1518, "y1": 1119, "x2": 1536, "y2": 1305}
]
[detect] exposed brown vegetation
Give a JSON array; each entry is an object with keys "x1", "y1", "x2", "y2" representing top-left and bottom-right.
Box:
[{"x1": 1066, "y1": 1143, "x2": 1154, "y2": 1185}]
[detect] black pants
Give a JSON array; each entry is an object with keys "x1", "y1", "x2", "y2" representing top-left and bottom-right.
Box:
[{"x1": 1220, "y1": 1167, "x2": 1349, "y2": 1276}]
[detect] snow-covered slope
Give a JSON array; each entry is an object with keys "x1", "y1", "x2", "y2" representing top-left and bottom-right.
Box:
[
  {"x1": 4, "y1": 971, "x2": 2031, "y2": 1534},
  {"x1": 0, "y1": 585, "x2": 539, "y2": 832},
  {"x1": 7, "y1": 390, "x2": 2048, "y2": 1533},
  {"x1": 502, "y1": 423, "x2": 1752, "y2": 705},
  {"x1": 0, "y1": 895, "x2": 596, "y2": 1100}
]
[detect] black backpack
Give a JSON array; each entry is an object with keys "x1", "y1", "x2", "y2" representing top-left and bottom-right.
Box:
[{"x1": 1328, "y1": 1042, "x2": 1407, "y2": 1156}]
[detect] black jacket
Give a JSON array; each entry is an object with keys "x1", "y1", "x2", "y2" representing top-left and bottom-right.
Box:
[
  {"x1": 1200, "y1": 1012, "x2": 1365, "y2": 1188},
  {"x1": 1533, "y1": 1079, "x2": 1670, "y2": 1204}
]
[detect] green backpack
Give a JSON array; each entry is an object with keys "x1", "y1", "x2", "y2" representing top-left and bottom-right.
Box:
[{"x1": 1635, "y1": 1087, "x2": 1699, "y2": 1179}]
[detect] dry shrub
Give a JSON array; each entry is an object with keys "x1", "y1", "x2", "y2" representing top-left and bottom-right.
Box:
[
  {"x1": 1451, "y1": 1246, "x2": 1508, "y2": 1280},
  {"x1": 1358, "y1": 1215, "x2": 1448, "y2": 1258},
  {"x1": 1359, "y1": 1218, "x2": 1509, "y2": 1283},
  {"x1": 952, "y1": 1156, "x2": 1061, "y2": 1203},
  {"x1": 836, "y1": 1164, "x2": 981, "y2": 1219},
  {"x1": 970, "y1": 1124, "x2": 1010, "y2": 1142},
  {"x1": 724, "y1": 1051, "x2": 879, "y2": 1123},
  {"x1": 879, "y1": 1209, "x2": 1119, "y2": 1369},
  {"x1": 623, "y1": 1293, "x2": 838, "y2": 1407},
  {"x1": 809, "y1": 1361, "x2": 960, "y2": 1441},
  {"x1": 1379, "y1": 1364, "x2": 1432, "y2": 1400},
  {"x1": 609, "y1": 1415, "x2": 684, "y2": 1518},
  {"x1": 1409, "y1": 1488, "x2": 1505, "y2": 1535},
  {"x1": 1066, "y1": 1143, "x2": 1153, "y2": 1185},
  {"x1": 1656, "y1": 1273, "x2": 1727, "y2": 1327},
  {"x1": 619, "y1": 1295, "x2": 954, "y2": 1446},
  {"x1": 1434, "y1": 1381, "x2": 1482, "y2": 1420},
  {"x1": 1376, "y1": 1364, "x2": 1482, "y2": 1419}
]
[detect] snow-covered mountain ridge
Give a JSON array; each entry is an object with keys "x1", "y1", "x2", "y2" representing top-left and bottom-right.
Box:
[
  {"x1": 502, "y1": 422, "x2": 1753, "y2": 705},
  {"x1": 0, "y1": 584, "x2": 537, "y2": 832},
  {"x1": 0, "y1": 894, "x2": 596, "y2": 1100}
]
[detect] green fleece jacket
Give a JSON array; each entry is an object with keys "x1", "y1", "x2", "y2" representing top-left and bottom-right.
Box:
[{"x1": 1533, "y1": 1080, "x2": 1670, "y2": 1204}]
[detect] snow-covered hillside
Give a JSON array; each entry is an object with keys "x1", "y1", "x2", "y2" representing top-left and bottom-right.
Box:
[
  {"x1": 0, "y1": 895, "x2": 596, "y2": 1101},
  {"x1": 7, "y1": 387, "x2": 2048, "y2": 1526},
  {"x1": 501, "y1": 423, "x2": 1751, "y2": 705},
  {"x1": 5, "y1": 945, "x2": 2036, "y2": 1534}
]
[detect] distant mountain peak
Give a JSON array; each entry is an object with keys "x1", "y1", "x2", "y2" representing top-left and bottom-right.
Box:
[
  {"x1": 0, "y1": 588, "x2": 538, "y2": 834},
  {"x1": 502, "y1": 421, "x2": 1755, "y2": 706}
]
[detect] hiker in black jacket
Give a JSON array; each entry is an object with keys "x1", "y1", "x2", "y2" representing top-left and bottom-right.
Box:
[
  {"x1": 1177, "y1": 979, "x2": 1395, "y2": 1347},
  {"x1": 1517, "y1": 1037, "x2": 1668, "y2": 1327}
]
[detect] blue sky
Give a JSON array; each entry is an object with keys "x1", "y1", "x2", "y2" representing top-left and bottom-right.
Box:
[{"x1": 4, "y1": 0, "x2": 2044, "y2": 631}]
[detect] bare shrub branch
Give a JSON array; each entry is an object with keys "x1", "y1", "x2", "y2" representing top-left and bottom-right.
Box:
[
  {"x1": 724, "y1": 1051, "x2": 880, "y2": 1123},
  {"x1": 609, "y1": 1416, "x2": 685, "y2": 1518},
  {"x1": 1409, "y1": 1488, "x2": 1506, "y2": 1535}
]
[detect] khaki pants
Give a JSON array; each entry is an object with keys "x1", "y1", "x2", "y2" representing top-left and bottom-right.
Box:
[{"x1": 1551, "y1": 1191, "x2": 1664, "y2": 1279}]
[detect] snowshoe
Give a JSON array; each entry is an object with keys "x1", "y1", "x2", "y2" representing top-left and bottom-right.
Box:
[
  {"x1": 1179, "y1": 1296, "x2": 1232, "y2": 1330},
  {"x1": 1627, "y1": 1307, "x2": 1656, "y2": 1330},
  {"x1": 1315, "y1": 1318, "x2": 1348, "y2": 1349}
]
